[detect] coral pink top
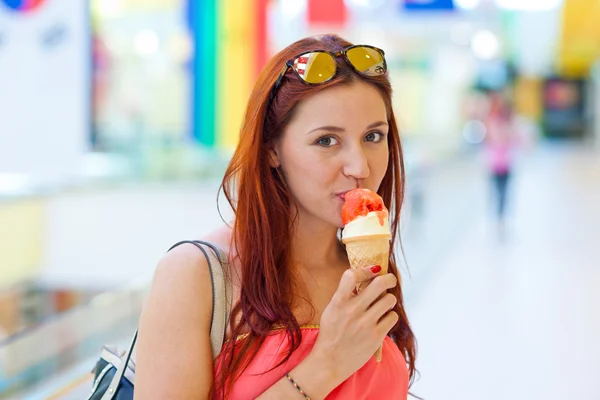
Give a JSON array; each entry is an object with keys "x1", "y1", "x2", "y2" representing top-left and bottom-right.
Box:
[
  {"x1": 215, "y1": 326, "x2": 409, "y2": 399},
  {"x1": 485, "y1": 118, "x2": 518, "y2": 174}
]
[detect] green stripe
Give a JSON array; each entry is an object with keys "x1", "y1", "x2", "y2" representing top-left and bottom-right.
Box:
[{"x1": 193, "y1": 0, "x2": 218, "y2": 146}]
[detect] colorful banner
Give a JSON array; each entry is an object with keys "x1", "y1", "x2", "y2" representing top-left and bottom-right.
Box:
[{"x1": 542, "y1": 78, "x2": 586, "y2": 138}]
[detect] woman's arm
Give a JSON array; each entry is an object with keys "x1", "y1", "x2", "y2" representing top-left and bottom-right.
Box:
[
  {"x1": 134, "y1": 243, "x2": 215, "y2": 399},
  {"x1": 255, "y1": 350, "x2": 341, "y2": 400}
]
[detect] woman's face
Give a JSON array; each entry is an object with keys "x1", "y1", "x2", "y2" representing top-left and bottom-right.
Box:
[{"x1": 271, "y1": 80, "x2": 390, "y2": 229}]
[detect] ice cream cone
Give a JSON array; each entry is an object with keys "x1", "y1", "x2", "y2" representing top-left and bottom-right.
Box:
[
  {"x1": 343, "y1": 233, "x2": 389, "y2": 288},
  {"x1": 342, "y1": 233, "x2": 390, "y2": 362}
]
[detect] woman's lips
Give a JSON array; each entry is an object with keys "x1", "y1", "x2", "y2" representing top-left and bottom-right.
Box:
[{"x1": 336, "y1": 191, "x2": 351, "y2": 201}]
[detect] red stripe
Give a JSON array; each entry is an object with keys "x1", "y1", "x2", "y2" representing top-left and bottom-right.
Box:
[
  {"x1": 307, "y1": 0, "x2": 347, "y2": 26},
  {"x1": 255, "y1": 0, "x2": 269, "y2": 78}
]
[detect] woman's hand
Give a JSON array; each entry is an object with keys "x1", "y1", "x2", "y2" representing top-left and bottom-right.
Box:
[
  {"x1": 255, "y1": 266, "x2": 399, "y2": 400},
  {"x1": 312, "y1": 265, "x2": 399, "y2": 382}
]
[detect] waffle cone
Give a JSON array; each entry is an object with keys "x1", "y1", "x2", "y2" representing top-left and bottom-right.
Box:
[
  {"x1": 342, "y1": 233, "x2": 390, "y2": 363},
  {"x1": 343, "y1": 234, "x2": 390, "y2": 277}
]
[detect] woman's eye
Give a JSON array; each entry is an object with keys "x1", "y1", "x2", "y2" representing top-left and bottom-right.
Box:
[
  {"x1": 365, "y1": 131, "x2": 385, "y2": 142},
  {"x1": 316, "y1": 136, "x2": 339, "y2": 147}
]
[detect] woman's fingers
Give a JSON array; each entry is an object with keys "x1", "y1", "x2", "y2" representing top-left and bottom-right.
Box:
[
  {"x1": 376, "y1": 310, "x2": 399, "y2": 335},
  {"x1": 336, "y1": 266, "x2": 383, "y2": 301},
  {"x1": 364, "y1": 293, "x2": 397, "y2": 321},
  {"x1": 355, "y1": 273, "x2": 398, "y2": 309}
]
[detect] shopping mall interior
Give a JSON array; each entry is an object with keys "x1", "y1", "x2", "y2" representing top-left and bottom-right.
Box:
[{"x1": 1, "y1": 0, "x2": 599, "y2": 398}]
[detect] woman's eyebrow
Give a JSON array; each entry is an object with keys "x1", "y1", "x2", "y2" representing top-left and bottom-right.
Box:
[
  {"x1": 307, "y1": 121, "x2": 388, "y2": 135},
  {"x1": 367, "y1": 121, "x2": 388, "y2": 129},
  {"x1": 307, "y1": 125, "x2": 345, "y2": 135}
]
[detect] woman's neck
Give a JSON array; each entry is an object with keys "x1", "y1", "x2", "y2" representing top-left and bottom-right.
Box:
[
  {"x1": 286, "y1": 216, "x2": 348, "y2": 325},
  {"x1": 290, "y1": 217, "x2": 348, "y2": 272}
]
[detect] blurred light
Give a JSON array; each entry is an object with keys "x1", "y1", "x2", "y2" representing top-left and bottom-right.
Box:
[
  {"x1": 355, "y1": 25, "x2": 388, "y2": 52},
  {"x1": 281, "y1": 0, "x2": 306, "y2": 19},
  {"x1": 0, "y1": 174, "x2": 32, "y2": 195},
  {"x1": 94, "y1": 0, "x2": 121, "y2": 18},
  {"x1": 471, "y1": 30, "x2": 500, "y2": 60},
  {"x1": 345, "y1": 0, "x2": 385, "y2": 8},
  {"x1": 450, "y1": 22, "x2": 474, "y2": 46},
  {"x1": 478, "y1": 60, "x2": 509, "y2": 90},
  {"x1": 80, "y1": 153, "x2": 132, "y2": 179},
  {"x1": 168, "y1": 33, "x2": 192, "y2": 63},
  {"x1": 495, "y1": 0, "x2": 563, "y2": 10},
  {"x1": 455, "y1": 0, "x2": 481, "y2": 10},
  {"x1": 134, "y1": 30, "x2": 160, "y2": 56},
  {"x1": 462, "y1": 120, "x2": 487, "y2": 144}
]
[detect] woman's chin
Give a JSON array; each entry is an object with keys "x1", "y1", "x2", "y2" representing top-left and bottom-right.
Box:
[{"x1": 324, "y1": 215, "x2": 344, "y2": 230}]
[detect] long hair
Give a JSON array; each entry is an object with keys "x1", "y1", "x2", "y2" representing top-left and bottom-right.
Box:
[{"x1": 215, "y1": 34, "x2": 417, "y2": 397}]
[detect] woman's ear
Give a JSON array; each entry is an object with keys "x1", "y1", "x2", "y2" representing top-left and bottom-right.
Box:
[{"x1": 268, "y1": 144, "x2": 281, "y2": 169}]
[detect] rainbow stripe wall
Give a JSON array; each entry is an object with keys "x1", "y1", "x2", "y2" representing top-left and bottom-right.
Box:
[{"x1": 189, "y1": 0, "x2": 269, "y2": 149}]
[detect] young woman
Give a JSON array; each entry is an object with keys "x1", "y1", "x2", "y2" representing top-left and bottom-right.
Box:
[{"x1": 135, "y1": 34, "x2": 417, "y2": 399}]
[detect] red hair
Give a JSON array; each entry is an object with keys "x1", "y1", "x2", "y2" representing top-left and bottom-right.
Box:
[{"x1": 215, "y1": 34, "x2": 417, "y2": 397}]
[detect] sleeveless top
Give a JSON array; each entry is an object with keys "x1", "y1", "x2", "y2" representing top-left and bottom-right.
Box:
[{"x1": 214, "y1": 326, "x2": 409, "y2": 399}]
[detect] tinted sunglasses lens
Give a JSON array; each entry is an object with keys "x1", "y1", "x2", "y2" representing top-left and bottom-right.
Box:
[
  {"x1": 293, "y1": 52, "x2": 336, "y2": 84},
  {"x1": 346, "y1": 46, "x2": 385, "y2": 76}
]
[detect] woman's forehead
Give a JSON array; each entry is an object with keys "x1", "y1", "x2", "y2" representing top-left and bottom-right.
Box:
[{"x1": 291, "y1": 81, "x2": 387, "y2": 126}]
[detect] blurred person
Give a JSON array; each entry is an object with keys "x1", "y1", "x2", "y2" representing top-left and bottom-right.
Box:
[
  {"x1": 484, "y1": 92, "x2": 520, "y2": 236},
  {"x1": 135, "y1": 35, "x2": 417, "y2": 399}
]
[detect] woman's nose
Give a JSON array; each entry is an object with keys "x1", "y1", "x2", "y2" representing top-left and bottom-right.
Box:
[{"x1": 342, "y1": 146, "x2": 370, "y2": 180}]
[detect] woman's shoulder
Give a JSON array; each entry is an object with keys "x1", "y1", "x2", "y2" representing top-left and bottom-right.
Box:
[
  {"x1": 143, "y1": 243, "x2": 214, "y2": 328},
  {"x1": 135, "y1": 232, "x2": 232, "y2": 397},
  {"x1": 154, "y1": 224, "x2": 234, "y2": 287},
  {"x1": 199, "y1": 223, "x2": 235, "y2": 257},
  {"x1": 157, "y1": 243, "x2": 211, "y2": 279},
  {"x1": 151, "y1": 225, "x2": 238, "y2": 296},
  {"x1": 137, "y1": 230, "x2": 232, "y2": 354}
]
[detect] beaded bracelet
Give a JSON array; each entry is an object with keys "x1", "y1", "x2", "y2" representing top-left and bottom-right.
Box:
[{"x1": 285, "y1": 373, "x2": 311, "y2": 400}]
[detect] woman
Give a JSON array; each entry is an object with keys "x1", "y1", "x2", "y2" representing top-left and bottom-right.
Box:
[{"x1": 135, "y1": 34, "x2": 417, "y2": 399}]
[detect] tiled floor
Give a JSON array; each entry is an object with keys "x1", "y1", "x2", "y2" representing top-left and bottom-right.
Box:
[{"x1": 407, "y1": 144, "x2": 600, "y2": 399}]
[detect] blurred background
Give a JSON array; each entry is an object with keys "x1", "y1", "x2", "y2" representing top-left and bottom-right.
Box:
[{"x1": 1, "y1": 0, "x2": 599, "y2": 398}]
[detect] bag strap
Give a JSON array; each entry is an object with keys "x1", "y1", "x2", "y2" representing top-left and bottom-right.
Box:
[
  {"x1": 187, "y1": 240, "x2": 232, "y2": 357},
  {"x1": 100, "y1": 240, "x2": 231, "y2": 400}
]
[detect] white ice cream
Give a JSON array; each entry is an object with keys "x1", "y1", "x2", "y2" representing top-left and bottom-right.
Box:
[{"x1": 342, "y1": 211, "x2": 390, "y2": 241}]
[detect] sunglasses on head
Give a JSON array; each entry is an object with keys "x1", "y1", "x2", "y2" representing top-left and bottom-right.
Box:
[{"x1": 268, "y1": 45, "x2": 387, "y2": 103}]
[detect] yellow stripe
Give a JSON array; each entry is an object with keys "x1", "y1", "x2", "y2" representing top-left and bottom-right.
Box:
[
  {"x1": 514, "y1": 77, "x2": 542, "y2": 121},
  {"x1": 558, "y1": 0, "x2": 600, "y2": 76},
  {"x1": 218, "y1": 0, "x2": 256, "y2": 149},
  {"x1": 0, "y1": 199, "x2": 44, "y2": 288}
]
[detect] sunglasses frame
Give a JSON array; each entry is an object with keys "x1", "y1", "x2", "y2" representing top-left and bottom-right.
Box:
[{"x1": 268, "y1": 45, "x2": 387, "y2": 104}]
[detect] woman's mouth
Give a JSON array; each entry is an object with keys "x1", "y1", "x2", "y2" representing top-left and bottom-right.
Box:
[{"x1": 336, "y1": 191, "x2": 351, "y2": 201}]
